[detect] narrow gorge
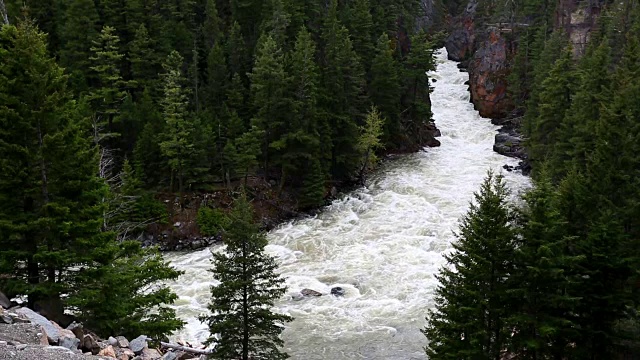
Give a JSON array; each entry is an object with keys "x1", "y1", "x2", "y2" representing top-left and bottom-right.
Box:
[{"x1": 165, "y1": 49, "x2": 531, "y2": 359}]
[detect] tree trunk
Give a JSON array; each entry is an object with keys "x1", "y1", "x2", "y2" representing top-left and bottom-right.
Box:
[
  {"x1": 0, "y1": 0, "x2": 8, "y2": 25},
  {"x1": 242, "y1": 238, "x2": 249, "y2": 360}
]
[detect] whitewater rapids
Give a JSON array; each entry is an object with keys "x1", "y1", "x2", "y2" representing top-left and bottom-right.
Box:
[{"x1": 164, "y1": 49, "x2": 530, "y2": 359}]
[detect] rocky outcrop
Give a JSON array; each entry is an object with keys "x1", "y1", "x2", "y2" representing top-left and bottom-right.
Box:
[
  {"x1": 0, "y1": 305, "x2": 205, "y2": 360},
  {"x1": 445, "y1": 0, "x2": 478, "y2": 62},
  {"x1": 555, "y1": 0, "x2": 606, "y2": 56},
  {"x1": 468, "y1": 28, "x2": 513, "y2": 119},
  {"x1": 415, "y1": 0, "x2": 439, "y2": 31}
]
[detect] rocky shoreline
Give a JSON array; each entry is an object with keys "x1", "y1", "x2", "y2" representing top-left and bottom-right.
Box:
[{"x1": 0, "y1": 301, "x2": 205, "y2": 360}]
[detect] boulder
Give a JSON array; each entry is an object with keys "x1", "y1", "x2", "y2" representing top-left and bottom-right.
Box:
[
  {"x1": 468, "y1": 28, "x2": 513, "y2": 119},
  {"x1": 82, "y1": 334, "x2": 101, "y2": 354},
  {"x1": 161, "y1": 351, "x2": 178, "y2": 360},
  {"x1": 109, "y1": 336, "x2": 118, "y2": 346},
  {"x1": 141, "y1": 348, "x2": 163, "y2": 360},
  {"x1": 99, "y1": 345, "x2": 117, "y2": 358},
  {"x1": 58, "y1": 335, "x2": 80, "y2": 351},
  {"x1": 330, "y1": 287, "x2": 346, "y2": 297},
  {"x1": 300, "y1": 289, "x2": 322, "y2": 297},
  {"x1": 494, "y1": 133, "x2": 525, "y2": 158},
  {"x1": 116, "y1": 335, "x2": 130, "y2": 348},
  {"x1": 66, "y1": 322, "x2": 84, "y2": 339},
  {"x1": 14, "y1": 307, "x2": 60, "y2": 344},
  {"x1": 130, "y1": 335, "x2": 148, "y2": 354},
  {"x1": 0, "y1": 290, "x2": 10, "y2": 309},
  {"x1": 0, "y1": 322, "x2": 49, "y2": 346}
]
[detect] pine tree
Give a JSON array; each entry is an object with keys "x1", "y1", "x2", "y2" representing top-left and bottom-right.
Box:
[
  {"x1": 129, "y1": 24, "x2": 161, "y2": 96},
  {"x1": 528, "y1": 48, "x2": 575, "y2": 177},
  {"x1": 320, "y1": 0, "x2": 367, "y2": 180},
  {"x1": 159, "y1": 50, "x2": 195, "y2": 194},
  {"x1": 370, "y1": 33, "x2": 401, "y2": 147},
  {"x1": 347, "y1": 0, "x2": 375, "y2": 72},
  {"x1": 249, "y1": 33, "x2": 289, "y2": 182},
  {"x1": 88, "y1": 26, "x2": 128, "y2": 148},
  {"x1": 199, "y1": 195, "x2": 292, "y2": 360},
  {"x1": 0, "y1": 22, "x2": 183, "y2": 340},
  {"x1": 507, "y1": 170, "x2": 581, "y2": 359},
  {"x1": 424, "y1": 172, "x2": 517, "y2": 360},
  {"x1": 58, "y1": 0, "x2": 100, "y2": 92}
]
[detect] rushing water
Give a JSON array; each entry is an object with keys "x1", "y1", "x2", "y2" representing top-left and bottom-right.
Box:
[{"x1": 164, "y1": 49, "x2": 530, "y2": 359}]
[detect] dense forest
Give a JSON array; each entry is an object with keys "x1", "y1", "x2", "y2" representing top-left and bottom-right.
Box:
[
  {"x1": 425, "y1": 0, "x2": 640, "y2": 358},
  {"x1": 0, "y1": 0, "x2": 442, "y2": 355}
]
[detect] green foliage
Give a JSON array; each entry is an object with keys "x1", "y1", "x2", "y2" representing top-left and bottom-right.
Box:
[
  {"x1": 199, "y1": 195, "x2": 292, "y2": 360},
  {"x1": 370, "y1": 33, "x2": 401, "y2": 147},
  {"x1": 68, "y1": 242, "x2": 184, "y2": 339},
  {"x1": 358, "y1": 106, "x2": 386, "y2": 176},
  {"x1": 197, "y1": 207, "x2": 231, "y2": 236},
  {"x1": 424, "y1": 172, "x2": 516, "y2": 360}
]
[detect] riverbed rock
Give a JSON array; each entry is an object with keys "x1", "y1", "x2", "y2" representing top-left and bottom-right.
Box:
[
  {"x1": 99, "y1": 345, "x2": 117, "y2": 358},
  {"x1": 130, "y1": 335, "x2": 148, "y2": 354},
  {"x1": 0, "y1": 291, "x2": 10, "y2": 309},
  {"x1": 330, "y1": 287, "x2": 346, "y2": 297},
  {"x1": 58, "y1": 335, "x2": 80, "y2": 351},
  {"x1": 468, "y1": 28, "x2": 512, "y2": 119},
  {"x1": 66, "y1": 322, "x2": 84, "y2": 340},
  {"x1": 141, "y1": 348, "x2": 163, "y2": 360},
  {"x1": 0, "y1": 322, "x2": 49, "y2": 346},
  {"x1": 300, "y1": 289, "x2": 322, "y2": 297},
  {"x1": 82, "y1": 334, "x2": 101, "y2": 354},
  {"x1": 14, "y1": 307, "x2": 60, "y2": 344},
  {"x1": 116, "y1": 336, "x2": 130, "y2": 348}
]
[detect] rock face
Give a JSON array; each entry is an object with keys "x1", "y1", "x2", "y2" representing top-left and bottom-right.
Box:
[
  {"x1": 415, "y1": 0, "x2": 438, "y2": 31},
  {"x1": 14, "y1": 307, "x2": 61, "y2": 344},
  {"x1": 445, "y1": 0, "x2": 478, "y2": 62},
  {"x1": 468, "y1": 28, "x2": 513, "y2": 119},
  {"x1": 555, "y1": 0, "x2": 606, "y2": 56}
]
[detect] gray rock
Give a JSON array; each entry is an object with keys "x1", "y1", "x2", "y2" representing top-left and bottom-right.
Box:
[
  {"x1": 130, "y1": 335, "x2": 148, "y2": 354},
  {"x1": 0, "y1": 322, "x2": 49, "y2": 346},
  {"x1": 116, "y1": 335, "x2": 129, "y2": 348},
  {"x1": 330, "y1": 287, "x2": 346, "y2": 297},
  {"x1": 16, "y1": 344, "x2": 27, "y2": 350},
  {"x1": 0, "y1": 340, "x2": 6, "y2": 346},
  {"x1": 300, "y1": 289, "x2": 322, "y2": 297},
  {"x1": 0, "y1": 291, "x2": 10, "y2": 309},
  {"x1": 161, "y1": 351, "x2": 178, "y2": 360},
  {"x1": 1, "y1": 313, "x2": 12, "y2": 324},
  {"x1": 108, "y1": 336, "x2": 118, "y2": 346},
  {"x1": 81, "y1": 334, "x2": 100, "y2": 354},
  {"x1": 141, "y1": 348, "x2": 162, "y2": 359},
  {"x1": 65, "y1": 322, "x2": 83, "y2": 339},
  {"x1": 58, "y1": 336, "x2": 80, "y2": 351},
  {"x1": 14, "y1": 307, "x2": 60, "y2": 344}
]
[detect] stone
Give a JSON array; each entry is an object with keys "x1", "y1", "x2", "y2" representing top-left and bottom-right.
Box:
[
  {"x1": 0, "y1": 322, "x2": 51, "y2": 346},
  {"x1": 0, "y1": 291, "x2": 10, "y2": 309},
  {"x1": 16, "y1": 344, "x2": 27, "y2": 350},
  {"x1": 116, "y1": 335, "x2": 130, "y2": 348},
  {"x1": 109, "y1": 336, "x2": 118, "y2": 346},
  {"x1": 0, "y1": 340, "x2": 6, "y2": 346},
  {"x1": 330, "y1": 287, "x2": 346, "y2": 297},
  {"x1": 141, "y1": 348, "x2": 162, "y2": 360},
  {"x1": 161, "y1": 351, "x2": 178, "y2": 360},
  {"x1": 14, "y1": 307, "x2": 60, "y2": 344},
  {"x1": 445, "y1": 0, "x2": 478, "y2": 62},
  {"x1": 99, "y1": 345, "x2": 117, "y2": 358},
  {"x1": 59, "y1": 335, "x2": 80, "y2": 351},
  {"x1": 130, "y1": 335, "x2": 148, "y2": 354},
  {"x1": 1, "y1": 312, "x2": 12, "y2": 324},
  {"x1": 82, "y1": 334, "x2": 101, "y2": 354},
  {"x1": 119, "y1": 354, "x2": 131, "y2": 360},
  {"x1": 66, "y1": 322, "x2": 84, "y2": 339},
  {"x1": 300, "y1": 288, "x2": 322, "y2": 297}
]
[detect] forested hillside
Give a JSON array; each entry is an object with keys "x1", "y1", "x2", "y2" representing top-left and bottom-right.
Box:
[
  {"x1": 2, "y1": 0, "x2": 441, "y2": 215},
  {"x1": 426, "y1": 0, "x2": 640, "y2": 358}
]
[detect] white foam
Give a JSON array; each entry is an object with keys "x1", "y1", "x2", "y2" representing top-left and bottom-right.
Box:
[{"x1": 164, "y1": 48, "x2": 531, "y2": 359}]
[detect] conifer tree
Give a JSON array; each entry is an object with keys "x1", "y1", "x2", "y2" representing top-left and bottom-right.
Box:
[
  {"x1": 0, "y1": 22, "x2": 183, "y2": 340},
  {"x1": 528, "y1": 48, "x2": 575, "y2": 176},
  {"x1": 348, "y1": 0, "x2": 376, "y2": 72},
  {"x1": 249, "y1": 34, "x2": 289, "y2": 182},
  {"x1": 370, "y1": 33, "x2": 401, "y2": 147},
  {"x1": 58, "y1": 0, "x2": 100, "y2": 92},
  {"x1": 320, "y1": 0, "x2": 367, "y2": 180},
  {"x1": 507, "y1": 170, "x2": 581, "y2": 359},
  {"x1": 89, "y1": 26, "x2": 128, "y2": 148},
  {"x1": 424, "y1": 172, "x2": 516, "y2": 360},
  {"x1": 200, "y1": 195, "x2": 292, "y2": 360},
  {"x1": 159, "y1": 51, "x2": 195, "y2": 194},
  {"x1": 129, "y1": 24, "x2": 160, "y2": 96}
]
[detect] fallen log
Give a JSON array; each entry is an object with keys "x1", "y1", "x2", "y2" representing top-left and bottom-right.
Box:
[{"x1": 160, "y1": 341, "x2": 213, "y2": 355}]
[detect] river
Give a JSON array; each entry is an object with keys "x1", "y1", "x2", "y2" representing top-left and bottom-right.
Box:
[{"x1": 164, "y1": 48, "x2": 530, "y2": 359}]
